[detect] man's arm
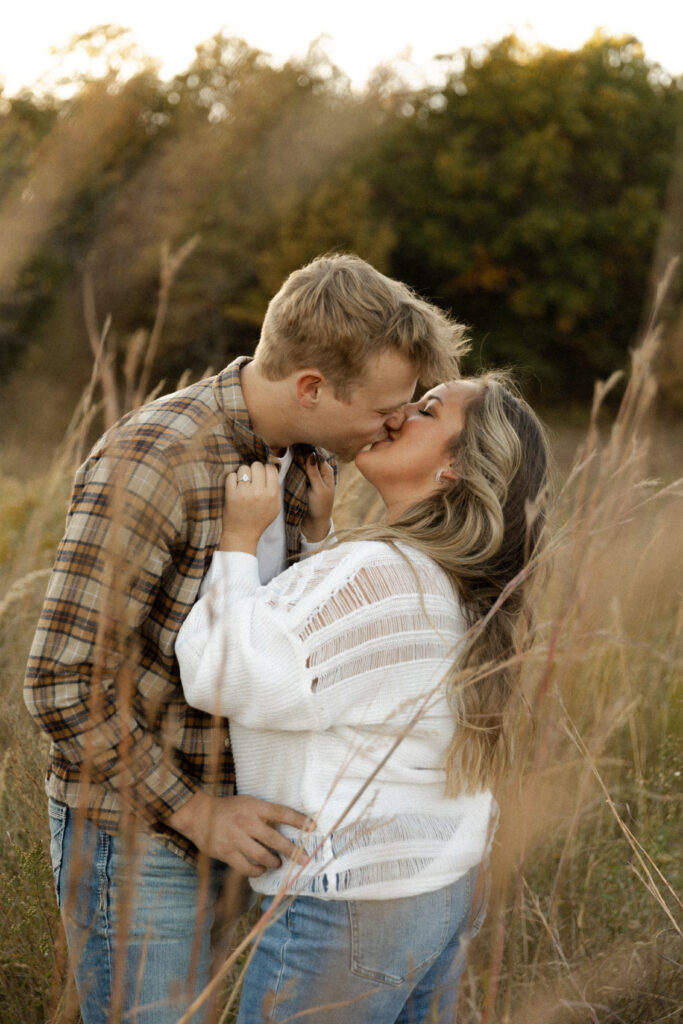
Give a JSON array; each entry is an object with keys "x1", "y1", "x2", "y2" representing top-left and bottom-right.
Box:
[
  {"x1": 24, "y1": 445, "x2": 308, "y2": 872},
  {"x1": 24, "y1": 447, "x2": 191, "y2": 813}
]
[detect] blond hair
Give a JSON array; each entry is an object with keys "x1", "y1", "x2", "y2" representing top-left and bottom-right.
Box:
[
  {"x1": 337, "y1": 371, "x2": 551, "y2": 793},
  {"x1": 255, "y1": 253, "x2": 469, "y2": 399}
]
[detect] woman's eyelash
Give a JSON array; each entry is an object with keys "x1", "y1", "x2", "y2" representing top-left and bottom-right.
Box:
[{"x1": 418, "y1": 407, "x2": 432, "y2": 416}]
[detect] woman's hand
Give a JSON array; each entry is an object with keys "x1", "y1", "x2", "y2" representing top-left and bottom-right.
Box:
[
  {"x1": 301, "y1": 452, "x2": 335, "y2": 543},
  {"x1": 219, "y1": 463, "x2": 281, "y2": 554}
]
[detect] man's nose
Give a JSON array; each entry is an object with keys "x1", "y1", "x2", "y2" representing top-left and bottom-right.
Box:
[{"x1": 384, "y1": 407, "x2": 406, "y2": 430}]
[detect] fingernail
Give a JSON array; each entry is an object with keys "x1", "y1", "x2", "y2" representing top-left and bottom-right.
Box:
[{"x1": 309, "y1": 452, "x2": 318, "y2": 466}]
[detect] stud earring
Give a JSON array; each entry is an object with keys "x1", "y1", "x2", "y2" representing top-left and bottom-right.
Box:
[{"x1": 436, "y1": 469, "x2": 445, "y2": 482}]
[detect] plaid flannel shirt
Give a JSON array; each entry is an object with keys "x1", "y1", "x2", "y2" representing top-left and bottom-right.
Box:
[{"x1": 24, "y1": 357, "x2": 331, "y2": 862}]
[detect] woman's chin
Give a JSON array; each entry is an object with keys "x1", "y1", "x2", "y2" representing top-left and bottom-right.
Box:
[{"x1": 354, "y1": 449, "x2": 375, "y2": 483}]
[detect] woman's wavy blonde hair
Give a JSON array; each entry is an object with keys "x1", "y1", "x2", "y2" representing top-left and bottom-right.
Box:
[{"x1": 342, "y1": 370, "x2": 551, "y2": 794}]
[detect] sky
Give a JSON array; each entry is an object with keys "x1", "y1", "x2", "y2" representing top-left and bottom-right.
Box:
[{"x1": 1, "y1": 0, "x2": 681, "y2": 96}]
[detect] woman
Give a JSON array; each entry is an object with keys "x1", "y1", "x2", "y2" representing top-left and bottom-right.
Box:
[{"x1": 176, "y1": 371, "x2": 550, "y2": 1023}]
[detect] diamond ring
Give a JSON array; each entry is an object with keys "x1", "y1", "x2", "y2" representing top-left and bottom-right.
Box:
[{"x1": 239, "y1": 473, "x2": 250, "y2": 482}]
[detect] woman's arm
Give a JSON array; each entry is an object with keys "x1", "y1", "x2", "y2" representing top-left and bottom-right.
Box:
[
  {"x1": 176, "y1": 548, "x2": 326, "y2": 730},
  {"x1": 300, "y1": 452, "x2": 335, "y2": 542},
  {"x1": 23, "y1": 446, "x2": 197, "y2": 820},
  {"x1": 177, "y1": 467, "x2": 454, "y2": 733},
  {"x1": 217, "y1": 456, "x2": 335, "y2": 554},
  {"x1": 176, "y1": 541, "x2": 456, "y2": 733}
]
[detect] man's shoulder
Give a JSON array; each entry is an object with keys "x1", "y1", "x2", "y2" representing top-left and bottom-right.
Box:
[
  {"x1": 88, "y1": 369, "x2": 245, "y2": 469},
  {"x1": 109, "y1": 375, "x2": 220, "y2": 444}
]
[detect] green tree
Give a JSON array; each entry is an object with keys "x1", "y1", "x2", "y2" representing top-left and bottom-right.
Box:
[
  {"x1": 359, "y1": 34, "x2": 682, "y2": 399},
  {"x1": 0, "y1": 28, "x2": 168, "y2": 382},
  {"x1": 81, "y1": 34, "x2": 384, "y2": 380},
  {"x1": 3, "y1": 31, "x2": 680, "y2": 424}
]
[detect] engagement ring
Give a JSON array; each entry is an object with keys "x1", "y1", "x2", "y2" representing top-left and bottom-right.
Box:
[{"x1": 239, "y1": 473, "x2": 250, "y2": 482}]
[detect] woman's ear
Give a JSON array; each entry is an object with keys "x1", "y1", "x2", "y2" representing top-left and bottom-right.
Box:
[
  {"x1": 295, "y1": 370, "x2": 326, "y2": 409},
  {"x1": 437, "y1": 465, "x2": 458, "y2": 483}
]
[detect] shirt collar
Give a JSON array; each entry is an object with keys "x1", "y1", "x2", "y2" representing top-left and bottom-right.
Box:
[
  {"x1": 213, "y1": 354, "x2": 335, "y2": 469},
  {"x1": 213, "y1": 356, "x2": 271, "y2": 463}
]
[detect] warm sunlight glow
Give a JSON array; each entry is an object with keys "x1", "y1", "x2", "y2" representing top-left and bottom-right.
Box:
[{"x1": 1, "y1": 0, "x2": 680, "y2": 96}]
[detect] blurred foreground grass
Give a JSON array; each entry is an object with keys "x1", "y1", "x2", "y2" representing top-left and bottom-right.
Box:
[{"x1": 0, "y1": 336, "x2": 681, "y2": 1022}]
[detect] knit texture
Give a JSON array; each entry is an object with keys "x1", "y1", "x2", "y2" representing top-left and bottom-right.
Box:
[{"x1": 176, "y1": 540, "x2": 496, "y2": 898}]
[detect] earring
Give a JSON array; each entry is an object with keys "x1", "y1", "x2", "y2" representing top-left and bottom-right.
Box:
[{"x1": 436, "y1": 469, "x2": 445, "y2": 482}]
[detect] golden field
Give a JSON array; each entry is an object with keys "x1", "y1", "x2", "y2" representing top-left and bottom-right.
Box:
[{"x1": 0, "y1": 320, "x2": 680, "y2": 1024}]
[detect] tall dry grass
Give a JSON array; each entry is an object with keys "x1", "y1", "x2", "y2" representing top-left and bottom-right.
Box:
[
  {"x1": 328, "y1": 280, "x2": 683, "y2": 1022},
  {"x1": 0, "y1": 260, "x2": 681, "y2": 1024}
]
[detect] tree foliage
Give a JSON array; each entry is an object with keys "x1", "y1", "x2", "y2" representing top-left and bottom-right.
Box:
[
  {"x1": 0, "y1": 30, "x2": 680, "y2": 417},
  {"x1": 340, "y1": 35, "x2": 682, "y2": 394}
]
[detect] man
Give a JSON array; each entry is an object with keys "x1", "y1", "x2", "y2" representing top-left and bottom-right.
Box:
[{"x1": 25, "y1": 253, "x2": 468, "y2": 1023}]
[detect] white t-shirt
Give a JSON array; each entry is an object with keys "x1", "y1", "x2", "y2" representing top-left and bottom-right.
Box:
[{"x1": 255, "y1": 448, "x2": 292, "y2": 583}]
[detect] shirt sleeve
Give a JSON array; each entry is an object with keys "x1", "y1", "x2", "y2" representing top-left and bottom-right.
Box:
[
  {"x1": 23, "y1": 445, "x2": 197, "y2": 820},
  {"x1": 176, "y1": 544, "x2": 450, "y2": 732}
]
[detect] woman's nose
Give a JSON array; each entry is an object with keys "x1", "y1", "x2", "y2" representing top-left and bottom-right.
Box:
[{"x1": 384, "y1": 407, "x2": 407, "y2": 430}]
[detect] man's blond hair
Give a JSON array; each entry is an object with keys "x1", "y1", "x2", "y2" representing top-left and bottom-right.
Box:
[{"x1": 254, "y1": 254, "x2": 469, "y2": 399}]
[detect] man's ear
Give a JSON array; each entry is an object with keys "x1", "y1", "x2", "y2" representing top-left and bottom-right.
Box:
[{"x1": 295, "y1": 370, "x2": 326, "y2": 409}]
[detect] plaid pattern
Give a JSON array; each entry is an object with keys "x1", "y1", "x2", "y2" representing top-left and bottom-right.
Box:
[{"x1": 24, "y1": 357, "x2": 330, "y2": 862}]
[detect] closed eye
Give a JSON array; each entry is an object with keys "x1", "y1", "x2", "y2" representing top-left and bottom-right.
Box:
[{"x1": 418, "y1": 407, "x2": 432, "y2": 416}]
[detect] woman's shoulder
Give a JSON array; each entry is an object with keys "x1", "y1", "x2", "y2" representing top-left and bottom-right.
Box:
[
  {"x1": 311, "y1": 540, "x2": 454, "y2": 596},
  {"x1": 318, "y1": 542, "x2": 462, "y2": 626},
  {"x1": 265, "y1": 540, "x2": 391, "y2": 609},
  {"x1": 301, "y1": 538, "x2": 417, "y2": 569},
  {"x1": 302, "y1": 538, "x2": 446, "y2": 574},
  {"x1": 295, "y1": 539, "x2": 393, "y2": 578},
  {"x1": 281, "y1": 540, "x2": 406, "y2": 591},
  {"x1": 271, "y1": 539, "x2": 461, "y2": 627}
]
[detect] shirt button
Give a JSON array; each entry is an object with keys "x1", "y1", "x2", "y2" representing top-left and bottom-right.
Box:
[{"x1": 224, "y1": 738, "x2": 230, "y2": 748}]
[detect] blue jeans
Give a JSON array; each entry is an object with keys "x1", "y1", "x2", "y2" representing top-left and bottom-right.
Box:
[
  {"x1": 48, "y1": 798, "x2": 230, "y2": 1024},
  {"x1": 236, "y1": 866, "x2": 488, "y2": 1024}
]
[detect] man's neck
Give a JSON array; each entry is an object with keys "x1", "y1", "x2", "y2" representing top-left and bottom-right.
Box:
[{"x1": 240, "y1": 360, "x2": 295, "y2": 452}]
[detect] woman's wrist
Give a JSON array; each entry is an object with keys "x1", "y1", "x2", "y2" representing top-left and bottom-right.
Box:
[
  {"x1": 301, "y1": 516, "x2": 331, "y2": 543},
  {"x1": 219, "y1": 530, "x2": 260, "y2": 554}
]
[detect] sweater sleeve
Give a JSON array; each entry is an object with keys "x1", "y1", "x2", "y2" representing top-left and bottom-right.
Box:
[
  {"x1": 176, "y1": 543, "x2": 450, "y2": 732},
  {"x1": 176, "y1": 550, "x2": 321, "y2": 730}
]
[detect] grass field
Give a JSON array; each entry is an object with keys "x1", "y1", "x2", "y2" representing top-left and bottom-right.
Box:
[{"x1": 0, "y1": 323, "x2": 680, "y2": 1023}]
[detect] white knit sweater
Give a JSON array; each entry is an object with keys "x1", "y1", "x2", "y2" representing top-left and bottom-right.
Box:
[{"x1": 176, "y1": 540, "x2": 496, "y2": 899}]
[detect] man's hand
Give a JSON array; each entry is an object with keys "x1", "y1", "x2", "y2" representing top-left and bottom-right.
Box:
[
  {"x1": 219, "y1": 463, "x2": 281, "y2": 554},
  {"x1": 301, "y1": 452, "x2": 335, "y2": 542},
  {"x1": 167, "y1": 790, "x2": 311, "y2": 876}
]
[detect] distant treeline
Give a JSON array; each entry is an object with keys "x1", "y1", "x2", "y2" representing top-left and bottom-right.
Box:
[{"x1": 0, "y1": 28, "x2": 681, "y2": 414}]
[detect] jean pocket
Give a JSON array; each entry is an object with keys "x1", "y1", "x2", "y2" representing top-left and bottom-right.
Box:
[
  {"x1": 48, "y1": 798, "x2": 68, "y2": 904},
  {"x1": 348, "y1": 889, "x2": 451, "y2": 986}
]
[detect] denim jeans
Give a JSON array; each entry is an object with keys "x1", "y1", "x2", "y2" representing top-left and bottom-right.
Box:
[
  {"x1": 236, "y1": 865, "x2": 488, "y2": 1024},
  {"x1": 48, "y1": 798, "x2": 230, "y2": 1024}
]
